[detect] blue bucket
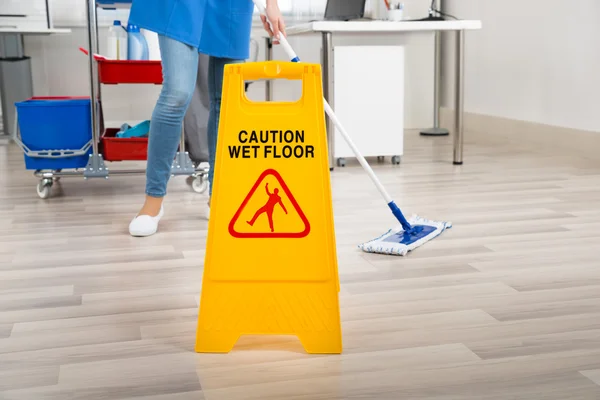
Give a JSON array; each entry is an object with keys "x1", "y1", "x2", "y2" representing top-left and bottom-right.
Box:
[{"x1": 15, "y1": 97, "x2": 93, "y2": 170}]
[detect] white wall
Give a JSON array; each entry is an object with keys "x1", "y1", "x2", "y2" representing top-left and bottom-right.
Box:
[{"x1": 441, "y1": 0, "x2": 600, "y2": 133}]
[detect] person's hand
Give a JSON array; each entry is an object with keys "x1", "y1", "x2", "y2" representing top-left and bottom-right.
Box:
[{"x1": 260, "y1": 0, "x2": 286, "y2": 44}]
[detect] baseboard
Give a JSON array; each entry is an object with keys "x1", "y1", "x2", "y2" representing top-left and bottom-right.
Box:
[{"x1": 440, "y1": 107, "x2": 600, "y2": 161}]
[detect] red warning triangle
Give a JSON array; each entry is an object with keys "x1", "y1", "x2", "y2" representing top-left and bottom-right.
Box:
[{"x1": 229, "y1": 169, "x2": 310, "y2": 238}]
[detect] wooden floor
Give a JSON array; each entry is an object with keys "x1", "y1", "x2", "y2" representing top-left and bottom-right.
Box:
[{"x1": 1, "y1": 131, "x2": 600, "y2": 399}]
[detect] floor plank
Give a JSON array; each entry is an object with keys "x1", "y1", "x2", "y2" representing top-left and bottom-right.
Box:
[{"x1": 1, "y1": 131, "x2": 600, "y2": 399}]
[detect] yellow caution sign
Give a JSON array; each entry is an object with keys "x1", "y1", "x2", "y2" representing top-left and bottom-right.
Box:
[{"x1": 195, "y1": 61, "x2": 342, "y2": 354}]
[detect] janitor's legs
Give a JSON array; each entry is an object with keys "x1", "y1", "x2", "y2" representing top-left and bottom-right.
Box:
[
  {"x1": 207, "y1": 56, "x2": 245, "y2": 202},
  {"x1": 145, "y1": 35, "x2": 198, "y2": 198},
  {"x1": 129, "y1": 35, "x2": 198, "y2": 236}
]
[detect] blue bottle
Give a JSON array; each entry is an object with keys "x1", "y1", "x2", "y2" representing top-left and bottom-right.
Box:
[{"x1": 127, "y1": 23, "x2": 149, "y2": 60}]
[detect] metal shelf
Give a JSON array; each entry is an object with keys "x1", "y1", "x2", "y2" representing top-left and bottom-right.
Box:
[{"x1": 26, "y1": 0, "x2": 206, "y2": 200}]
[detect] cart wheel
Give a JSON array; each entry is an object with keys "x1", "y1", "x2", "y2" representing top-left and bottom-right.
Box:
[
  {"x1": 192, "y1": 175, "x2": 208, "y2": 194},
  {"x1": 52, "y1": 169, "x2": 61, "y2": 182},
  {"x1": 337, "y1": 158, "x2": 346, "y2": 167},
  {"x1": 37, "y1": 179, "x2": 53, "y2": 199},
  {"x1": 392, "y1": 156, "x2": 401, "y2": 165},
  {"x1": 377, "y1": 156, "x2": 385, "y2": 163}
]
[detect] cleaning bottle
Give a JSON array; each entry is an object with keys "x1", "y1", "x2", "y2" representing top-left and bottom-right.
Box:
[
  {"x1": 127, "y1": 23, "x2": 149, "y2": 61},
  {"x1": 141, "y1": 28, "x2": 161, "y2": 60},
  {"x1": 107, "y1": 20, "x2": 128, "y2": 60}
]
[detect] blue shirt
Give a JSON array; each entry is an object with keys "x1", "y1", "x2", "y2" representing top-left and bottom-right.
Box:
[{"x1": 128, "y1": 0, "x2": 254, "y2": 60}]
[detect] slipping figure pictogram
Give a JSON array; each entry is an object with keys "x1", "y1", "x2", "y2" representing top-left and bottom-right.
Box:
[{"x1": 247, "y1": 183, "x2": 288, "y2": 232}]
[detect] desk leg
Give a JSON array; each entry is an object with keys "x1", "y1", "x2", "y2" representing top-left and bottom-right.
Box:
[
  {"x1": 421, "y1": 30, "x2": 449, "y2": 137},
  {"x1": 265, "y1": 37, "x2": 273, "y2": 101},
  {"x1": 0, "y1": 34, "x2": 32, "y2": 138},
  {"x1": 322, "y1": 32, "x2": 334, "y2": 171},
  {"x1": 453, "y1": 30, "x2": 465, "y2": 165}
]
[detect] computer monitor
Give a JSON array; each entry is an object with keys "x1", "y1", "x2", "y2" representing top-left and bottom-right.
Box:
[{"x1": 323, "y1": 0, "x2": 367, "y2": 21}]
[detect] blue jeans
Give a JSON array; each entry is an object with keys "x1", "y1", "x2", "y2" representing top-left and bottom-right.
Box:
[{"x1": 145, "y1": 35, "x2": 244, "y2": 198}]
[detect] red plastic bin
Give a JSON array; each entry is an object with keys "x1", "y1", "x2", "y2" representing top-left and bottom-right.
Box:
[
  {"x1": 100, "y1": 128, "x2": 148, "y2": 161},
  {"x1": 98, "y1": 59, "x2": 163, "y2": 84}
]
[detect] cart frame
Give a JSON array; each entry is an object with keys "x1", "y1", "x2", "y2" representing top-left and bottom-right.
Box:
[{"x1": 20, "y1": 0, "x2": 208, "y2": 199}]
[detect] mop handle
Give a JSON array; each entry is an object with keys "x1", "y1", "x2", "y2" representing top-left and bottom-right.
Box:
[
  {"x1": 253, "y1": 0, "x2": 299, "y2": 62},
  {"x1": 252, "y1": 0, "x2": 394, "y2": 206}
]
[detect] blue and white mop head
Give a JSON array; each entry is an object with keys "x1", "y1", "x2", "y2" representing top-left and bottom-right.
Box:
[{"x1": 358, "y1": 214, "x2": 452, "y2": 256}]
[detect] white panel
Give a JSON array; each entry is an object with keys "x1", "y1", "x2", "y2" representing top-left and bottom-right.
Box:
[
  {"x1": 1, "y1": 0, "x2": 47, "y2": 15},
  {"x1": 333, "y1": 45, "x2": 404, "y2": 159},
  {"x1": 0, "y1": 0, "x2": 47, "y2": 30}
]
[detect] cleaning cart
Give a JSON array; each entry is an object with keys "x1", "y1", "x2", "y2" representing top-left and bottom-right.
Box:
[{"x1": 12, "y1": 0, "x2": 208, "y2": 199}]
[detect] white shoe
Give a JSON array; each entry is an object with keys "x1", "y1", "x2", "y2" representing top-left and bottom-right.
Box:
[{"x1": 129, "y1": 206, "x2": 164, "y2": 237}]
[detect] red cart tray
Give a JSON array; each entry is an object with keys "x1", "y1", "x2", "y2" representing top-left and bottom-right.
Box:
[
  {"x1": 98, "y1": 59, "x2": 163, "y2": 84},
  {"x1": 101, "y1": 128, "x2": 148, "y2": 161}
]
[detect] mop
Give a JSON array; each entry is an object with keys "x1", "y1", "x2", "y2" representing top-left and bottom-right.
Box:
[{"x1": 252, "y1": 0, "x2": 452, "y2": 256}]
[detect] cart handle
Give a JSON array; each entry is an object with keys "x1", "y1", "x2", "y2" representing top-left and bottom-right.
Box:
[{"x1": 12, "y1": 109, "x2": 93, "y2": 159}]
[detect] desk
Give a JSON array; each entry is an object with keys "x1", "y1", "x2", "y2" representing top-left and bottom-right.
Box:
[
  {"x1": 0, "y1": 28, "x2": 71, "y2": 136},
  {"x1": 0, "y1": 28, "x2": 71, "y2": 35},
  {"x1": 263, "y1": 20, "x2": 482, "y2": 168}
]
